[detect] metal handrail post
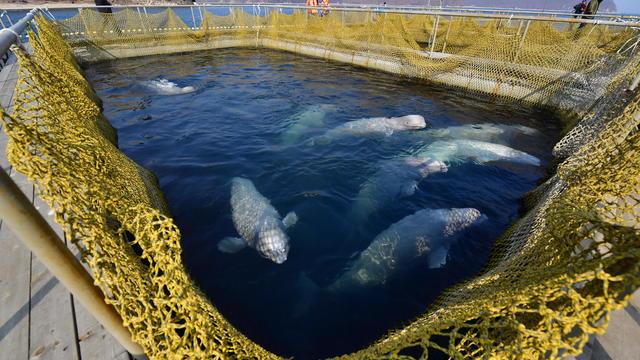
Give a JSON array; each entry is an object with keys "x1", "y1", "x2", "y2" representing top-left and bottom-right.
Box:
[
  {"x1": 0, "y1": 168, "x2": 146, "y2": 357},
  {"x1": 441, "y1": 15, "x2": 453, "y2": 53},
  {"x1": 190, "y1": 5, "x2": 197, "y2": 29},
  {"x1": 135, "y1": 7, "x2": 147, "y2": 34},
  {"x1": 0, "y1": 9, "x2": 36, "y2": 57},
  {"x1": 513, "y1": 19, "x2": 531, "y2": 63},
  {"x1": 430, "y1": 14, "x2": 440, "y2": 55}
]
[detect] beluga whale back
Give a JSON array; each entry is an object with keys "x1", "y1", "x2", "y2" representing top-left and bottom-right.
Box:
[
  {"x1": 144, "y1": 78, "x2": 195, "y2": 95},
  {"x1": 330, "y1": 208, "x2": 485, "y2": 292},
  {"x1": 217, "y1": 177, "x2": 298, "y2": 264},
  {"x1": 415, "y1": 139, "x2": 541, "y2": 166},
  {"x1": 412, "y1": 123, "x2": 539, "y2": 143},
  {"x1": 281, "y1": 104, "x2": 338, "y2": 145},
  {"x1": 349, "y1": 156, "x2": 448, "y2": 222},
  {"x1": 311, "y1": 115, "x2": 427, "y2": 144}
]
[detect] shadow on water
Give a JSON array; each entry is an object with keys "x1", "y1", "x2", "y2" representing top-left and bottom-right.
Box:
[{"x1": 86, "y1": 48, "x2": 561, "y2": 359}]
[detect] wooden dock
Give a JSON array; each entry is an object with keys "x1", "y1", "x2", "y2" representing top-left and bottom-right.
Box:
[
  {"x1": 0, "y1": 51, "x2": 638, "y2": 360},
  {"x1": 0, "y1": 54, "x2": 131, "y2": 360}
]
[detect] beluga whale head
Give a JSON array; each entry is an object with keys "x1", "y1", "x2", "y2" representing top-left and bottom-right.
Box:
[
  {"x1": 255, "y1": 217, "x2": 291, "y2": 264},
  {"x1": 386, "y1": 115, "x2": 427, "y2": 131}
]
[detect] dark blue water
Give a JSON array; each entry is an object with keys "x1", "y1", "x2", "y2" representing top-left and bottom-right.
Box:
[{"x1": 85, "y1": 48, "x2": 559, "y2": 359}]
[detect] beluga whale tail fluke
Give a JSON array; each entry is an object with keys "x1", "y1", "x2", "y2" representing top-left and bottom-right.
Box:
[
  {"x1": 309, "y1": 114, "x2": 427, "y2": 145},
  {"x1": 330, "y1": 207, "x2": 486, "y2": 293},
  {"x1": 217, "y1": 177, "x2": 298, "y2": 264}
]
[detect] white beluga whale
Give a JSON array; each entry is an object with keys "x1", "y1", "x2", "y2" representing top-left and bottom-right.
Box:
[
  {"x1": 415, "y1": 139, "x2": 541, "y2": 166},
  {"x1": 330, "y1": 208, "x2": 485, "y2": 292},
  {"x1": 281, "y1": 104, "x2": 338, "y2": 145},
  {"x1": 217, "y1": 177, "x2": 298, "y2": 264},
  {"x1": 349, "y1": 157, "x2": 448, "y2": 222},
  {"x1": 144, "y1": 78, "x2": 195, "y2": 95},
  {"x1": 413, "y1": 123, "x2": 539, "y2": 143},
  {"x1": 310, "y1": 115, "x2": 427, "y2": 144}
]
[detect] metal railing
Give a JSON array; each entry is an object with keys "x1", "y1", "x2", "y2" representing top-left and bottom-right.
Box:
[{"x1": 1, "y1": 3, "x2": 637, "y2": 30}]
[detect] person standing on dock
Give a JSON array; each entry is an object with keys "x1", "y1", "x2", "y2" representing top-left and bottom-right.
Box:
[
  {"x1": 94, "y1": 0, "x2": 120, "y2": 36},
  {"x1": 94, "y1": 0, "x2": 113, "y2": 14},
  {"x1": 573, "y1": 1, "x2": 587, "y2": 18},
  {"x1": 579, "y1": 0, "x2": 604, "y2": 28},
  {"x1": 306, "y1": 0, "x2": 319, "y2": 15}
]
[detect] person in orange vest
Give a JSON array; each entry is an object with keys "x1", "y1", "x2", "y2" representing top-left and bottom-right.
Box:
[
  {"x1": 320, "y1": 0, "x2": 330, "y2": 16},
  {"x1": 306, "y1": 0, "x2": 318, "y2": 15}
]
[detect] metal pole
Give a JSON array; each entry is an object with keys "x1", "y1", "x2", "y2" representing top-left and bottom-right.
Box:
[
  {"x1": 0, "y1": 9, "x2": 36, "y2": 57},
  {"x1": 430, "y1": 14, "x2": 440, "y2": 55},
  {"x1": 78, "y1": 8, "x2": 91, "y2": 36},
  {"x1": 513, "y1": 19, "x2": 530, "y2": 63},
  {"x1": 629, "y1": 72, "x2": 640, "y2": 91},
  {"x1": 0, "y1": 168, "x2": 146, "y2": 357},
  {"x1": 441, "y1": 15, "x2": 452, "y2": 53},
  {"x1": 190, "y1": 5, "x2": 197, "y2": 29},
  {"x1": 135, "y1": 7, "x2": 147, "y2": 34},
  {"x1": 142, "y1": 6, "x2": 149, "y2": 27}
]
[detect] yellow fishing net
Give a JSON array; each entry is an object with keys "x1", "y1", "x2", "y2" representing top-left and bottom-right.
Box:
[{"x1": 0, "y1": 8, "x2": 638, "y2": 360}]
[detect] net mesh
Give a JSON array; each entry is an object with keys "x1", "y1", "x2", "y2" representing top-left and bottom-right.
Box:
[{"x1": 0, "y1": 8, "x2": 638, "y2": 360}]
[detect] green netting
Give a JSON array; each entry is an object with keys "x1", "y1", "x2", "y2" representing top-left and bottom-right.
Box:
[{"x1": 0, "y1": 8, "x2": 638, "y2": 360}]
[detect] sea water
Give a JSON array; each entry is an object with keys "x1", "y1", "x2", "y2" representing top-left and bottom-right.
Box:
[{"x1": 86, "y1": 48, "x2": 560, "y2": 359}]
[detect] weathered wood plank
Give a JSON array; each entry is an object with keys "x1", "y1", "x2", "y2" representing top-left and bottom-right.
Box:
[
  {"x1": 28, "y1": 195, "x2": 81, "y2": 360},
  {"x1": 0, "y1": 166, "x2": 33, "y2": 360},
  {"x1": 0, "y1": 57, "x2": 131, "y2": 360},
  {"x1": 595, "y1": 306, "x2": 640, "y2": 360},
  {"x1": 0, "y1": 54, "x2": 31, "y2": 357},
  {"x1": 629, "y1": 289, "x2": 640, "y2": 314},
  {"x1": 74, "y1": 301, "x2": 131, "y2": 360},
  {"x1": 0, "y1": 56, "x2": 17, "y2": 85}
]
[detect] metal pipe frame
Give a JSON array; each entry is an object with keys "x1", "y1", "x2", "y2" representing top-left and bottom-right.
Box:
[
  {"x1": 300, "y1": 3, "x2": 640, "y2": 20},
  {"x1": 0, "y1": 9, "x2": 36, "y2": 57},
  {"x1": 1, "y1": 4, "x2": 639, "y2": 27}
]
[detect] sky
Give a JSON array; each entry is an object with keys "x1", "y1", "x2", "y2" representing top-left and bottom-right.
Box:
[{"x1": 614, "y1": 0, "x2": 640, "y2": 14}]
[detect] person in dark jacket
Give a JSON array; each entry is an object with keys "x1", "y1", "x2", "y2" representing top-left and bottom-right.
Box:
[
  {"x1": 573, "y1": 1, "x2": 587, "y2": 18},
  {"x1": 94, "y1": 0, "x2": 113, "y2": 14},
  {"x1": 94, "y1": 0, "x2": 119, "y2": 35},
  {"x1": 580, "y1": 0, "x2": 604, "y2": 28}
]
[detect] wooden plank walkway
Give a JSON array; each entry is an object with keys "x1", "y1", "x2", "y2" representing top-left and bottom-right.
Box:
[
  {"x1": 0, "y1": 53, "x2": 131, "y2": 360},
  {"x1": 0, "y1": 50, "x2": 638, "y2": 360}
]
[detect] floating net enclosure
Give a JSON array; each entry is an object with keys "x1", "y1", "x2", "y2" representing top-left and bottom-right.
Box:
[{"x1": 1, "y1": 5, "x2": 639, "y2": 359}]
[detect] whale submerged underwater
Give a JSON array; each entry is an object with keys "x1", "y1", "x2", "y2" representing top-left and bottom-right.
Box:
[
  {"x1": 330, "y1": 208, "x2": 486, "y2": 292},
  {"x1": 217, "y1": 177, "x2": 298, "y2": 264},
  {"x1": 412, "y1": 123, "x2": 539, "y2": 143},
  {"x1": 415, "y1": 139, "x2": 541, "y2": 166},
  {"x1": 348, "y1": 156, "x2": 448, "y2": 222},
  {"x1": 281, "y1": 104, "x2": 338, "y2": 145},
  {"x1": 309, "y1": 114, "x2": 427, "y2": 144}
]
